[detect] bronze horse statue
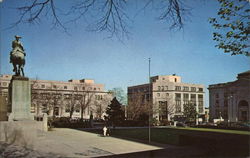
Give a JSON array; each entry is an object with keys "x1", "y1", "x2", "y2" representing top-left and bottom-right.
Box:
[{"x1": 10, "y1": 35, "x2": 26, "y2": 76}]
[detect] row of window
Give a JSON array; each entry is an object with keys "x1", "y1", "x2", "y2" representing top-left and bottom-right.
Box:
[
  {"x1": 157, "y1": 86, "x2": 203, "y2": 92},
  {"x1": 33, "y1": 92, "x2": 104, "y2": 101},
  {"x1": 35, "y1": 84, "x2": 101, "y2": 91},
  {"x1": 156, "y1": 93, "x2": 203, "y2": 99},
  {"x1": 128, "y1": 87, "x2": 149, "y2": 93},
  {"x1": 175, "y1": 102, "x2": 204, "y2": 113}
]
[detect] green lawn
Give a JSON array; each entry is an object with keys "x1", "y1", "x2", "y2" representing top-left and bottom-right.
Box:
[{"x1": 111, "y1": 128, "x2": 180, "y2": 145}]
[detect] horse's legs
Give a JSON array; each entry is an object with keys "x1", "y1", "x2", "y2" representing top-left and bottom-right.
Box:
[
  {"x1": 21, "y1": 66, "x2": 25, "y2": 76},
  {"x1": 17, "y1": 65, "x2": 20, "y2": 76},
  {"x1": 13, "y1": 63, "x2": 17, "y2": 73}
]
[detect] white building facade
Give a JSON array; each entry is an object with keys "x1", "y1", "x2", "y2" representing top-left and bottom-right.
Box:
[
  {"x1": 128, "y1": 74, "x2": 205, "y2": 122},
  {"x1": 208, "y1": 71, "x2": 250, "y2": 122},
  {"x1": 0, "y1": 74, "x2": 112, "y2": 120}
]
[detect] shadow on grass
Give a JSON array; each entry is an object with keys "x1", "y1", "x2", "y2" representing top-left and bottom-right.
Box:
[{"x1": 76, "y1": 127, "x2": 250, "y2": 157}]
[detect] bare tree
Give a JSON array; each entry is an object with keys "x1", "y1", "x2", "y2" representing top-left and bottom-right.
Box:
[
  {"x1": 94, "y1": 94, "x2": 111, "y2": 120},
  {"x1": 127, "y1": 92, "x2": 151, "y2": 120},
  {"x1": 31, "y1": 79, "x2": 41, "y2": 115},
  {"x1": 156, "y1": 96, "x2": 175, "y2": 122},
  {"x1": 9, "y1": 0, "x2": 191, "y2": 39},
  {"x1": 46, "y1": 83, "x2": 63, "y2": 117},
  {"x1": 65, "y1": 92, "x2": 78, "y2": 119},
  {"x1": 78, "y1": 91, "x2": 94, "y2": 121}
]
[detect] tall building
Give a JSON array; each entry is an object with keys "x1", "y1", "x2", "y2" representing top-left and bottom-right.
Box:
[
  {"x1": 0, "y1": 74, "x2": 112, "y2": 120},
  {"x1": 208, "y1": 70, "x2": 250, "y2": 122},
  {"x1": 127, "y1": 74, "x2": 205, "y2": 122}
]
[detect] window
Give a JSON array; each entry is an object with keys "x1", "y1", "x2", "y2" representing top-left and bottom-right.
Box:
[
  {"x1": 3, "y1": 82, "x2": 7, "y2": 86},
  {"x1": 54, "y1": 107, "x2": 59, "y2": 116},
  {"x1": 161, "y1": 86, "x2": 164, "y2": 91},
  {"x1": 175, "y1": 100, "x2": 181, "y2": 112},
  {"x1": 165, "y1": 86, "x2": 168, "y2": 90},
  {"x1": 53, "y1": 85, "x2": 56, "y2": 89},
  {"x1": 216, "y1": 93, "x2": 219, "y2": 98},
  {"x1": 41, "y1": 84, "x2": 45, "y2": 88},
  {"x1": 191, "y1": 94, "x2": 196, "y2": 104},
  {"x1": 65, "y1": 106, "x2": 70, "y2": 113},
  {"x1": 198, "y1": 95, "x2": 203, "y2": 99},
  {"x1": 158, "y1": 86, "x2": 161, "y2": 91},
  {"x1": 94, "y1": 88, "x2": 96, "y2": 90},
  {"x1": 191, "y1": 94, "x2": 196, "y2": 99},
  {"x1": 184, "y1": 93, "x2": 189, "y2": 100},
  {"x1": 183, "y1": 86, "x2": 189, "y2": 91},
  {"x1": 198, "y1": 88, "x2": 203, "y2": 92},
  {"x1": 191, "y1": 87, "x2": 196, "y2": 92},
  {"x1": 82, "y1": 87, "x2": 85, "y2": 90},
  {"x1": 162, "y1": 78, "x2": 165, "y2": 80},
  {"x1": 64, "y1": 86, "x2": 67, "y2": 89},
  {"x1": 175, "y1": 86, "x2": 181, "y2": 91},
  {"x1": 75, "y1": 106, "x2": 80, "y2": 113},
  {"x1": 175, "y1": 78, "x2": 177, "y2": 82},
  {"x1": 175, "y1": 93, "x2": 181, "y2": 100},
  {"x1": 183, "y1": 93, "x2": 189, "y2": 105},
  {"x1": 157, "y1": 93, "x2": 160, "y2": 97},
  {"x1": 166, "y1": 93, "x2": 169, "y2": 97},
  {"x1": 159, "y1": 101, "x2": 168, "y2": 120}
]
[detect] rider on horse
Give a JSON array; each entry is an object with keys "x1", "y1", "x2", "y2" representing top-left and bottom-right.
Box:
[{"x1": 10, "y1": 35, "x2": 26, "y2": 76}]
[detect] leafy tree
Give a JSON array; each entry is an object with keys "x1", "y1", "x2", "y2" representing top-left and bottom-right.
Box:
[
  {"x1": 209, "y1": 0, "x2": 250, "y2": 56},
  {"x1": 109, "y1": 87, "x2": 127, "y2": 105},
  {"x1": 105, "y1": 97, "x2": 125, "y2": 127},
  {"x1": 183, "y1": 103, "x2": 197, "y2": 122}
]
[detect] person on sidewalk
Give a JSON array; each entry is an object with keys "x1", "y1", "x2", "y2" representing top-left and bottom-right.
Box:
[{"x1": 103, "y1": 126, "x2": 107, "y2": 136}]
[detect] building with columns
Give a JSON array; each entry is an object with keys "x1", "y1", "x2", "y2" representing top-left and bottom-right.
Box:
[
  {"x1": 0, "y1": 74, "x2": 112, "y2": 120},
  {"x1": 208, "y1": 70, "x2": 250, "y2": 122},
  {"x1": 127, "y1": 74, "x2": 205, "y2": 122}
]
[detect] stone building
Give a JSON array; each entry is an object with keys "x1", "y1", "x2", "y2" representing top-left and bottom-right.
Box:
[
  {"x1": 0, "y1": 74, "x2": 112, "y2": 120},
  {"x1": 127, "y1": 74, "x2": 205, "y2": 122},
  {"x1": 208, "y1": 70, "x2": 250, "y2": 122}
]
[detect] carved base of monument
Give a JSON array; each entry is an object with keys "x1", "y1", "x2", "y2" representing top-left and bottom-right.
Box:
[
  {"x1": 0, "y1": 96, "x2": 8, "y2": 121},
  {"x1": 8, "y1": 76, "x2": 34, "y2": 121}
]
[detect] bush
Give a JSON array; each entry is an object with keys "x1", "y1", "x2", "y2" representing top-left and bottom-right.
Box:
[
  {"x1": 50, "y1": 117, "x2": 92, "y2": 128},
  {"x1": 159, "y1": 119, "x2": 171, "y2": 126},
  {"x1": 195, "y1": 122, "x2": 250, "y2": 131}
]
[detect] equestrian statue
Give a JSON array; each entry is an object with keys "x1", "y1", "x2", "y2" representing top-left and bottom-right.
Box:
[{"x1": 10, "y1": 35, "x2": 26, "y2": 76}]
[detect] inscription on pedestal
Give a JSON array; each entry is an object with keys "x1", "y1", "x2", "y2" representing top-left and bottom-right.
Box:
[{"x1": 8, "y1": 77, "x2": 33, "y2": 121}]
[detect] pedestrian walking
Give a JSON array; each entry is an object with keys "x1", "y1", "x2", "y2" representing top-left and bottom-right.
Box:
[{"x1": 103, "y1": 126, "x2": 107, "y2": 136}]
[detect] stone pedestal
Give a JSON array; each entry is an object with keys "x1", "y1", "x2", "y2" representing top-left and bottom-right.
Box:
[
  {"x1": 0, "y1": 96, "x2": 8, "y2": 121},
  {"x1": 8, "y1": 76, "x2": 34, "y2": 121}
]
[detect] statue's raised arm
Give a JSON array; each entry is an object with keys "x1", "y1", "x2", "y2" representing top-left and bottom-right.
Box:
[{"x1": 10, "y1": 35, "x2": 26, "y2": 76}]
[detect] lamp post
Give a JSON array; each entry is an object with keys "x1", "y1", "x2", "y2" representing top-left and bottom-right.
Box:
[{"x1": 148, "y1": 58, "x2": 151, "y2": 143}]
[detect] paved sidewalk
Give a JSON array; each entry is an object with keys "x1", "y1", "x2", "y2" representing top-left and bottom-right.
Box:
[{"x1": 29, "y1": 128, "x2": 168, "y2": 157}]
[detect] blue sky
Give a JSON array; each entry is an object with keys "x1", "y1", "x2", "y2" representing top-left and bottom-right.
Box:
[{"x1": 1, "y1": 0, "x2": 249, "y2": 106}]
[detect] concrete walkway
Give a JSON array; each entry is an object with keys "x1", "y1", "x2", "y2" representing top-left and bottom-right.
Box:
[{"x1": 29, "y1": 128, "x2": 168, "y2": 157}]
